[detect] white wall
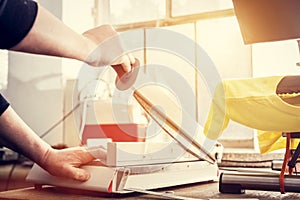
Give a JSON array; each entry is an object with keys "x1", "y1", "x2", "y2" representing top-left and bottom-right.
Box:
[{"x1": 4, "y1": 53, "x2": 63, "y2": 145}]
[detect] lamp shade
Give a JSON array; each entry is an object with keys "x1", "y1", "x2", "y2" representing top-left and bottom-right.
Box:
[{"x1": 232, "y1": 0, "x2": 300, "y2": 44}]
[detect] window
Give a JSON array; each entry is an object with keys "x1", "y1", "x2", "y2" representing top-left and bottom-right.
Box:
[
  {"x1": 109, "y1": 0, "x2": 165, "y2": 24},
  {"x1": 172, "y1": 0, "x2": 233, "y2": 16},
  {"x1": 94, "y1": 0, "x2": 254, "y2": 148}
]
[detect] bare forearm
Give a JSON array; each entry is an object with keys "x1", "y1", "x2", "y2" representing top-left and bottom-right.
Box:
[
  {"x1": 7, "y1": 2, "x2": 135, "y2": 72},
  {"x1": 10, "y1": 4, "x2": 95, "y2": 63},
  {"x1": 0, "y1": 106, "x2": 51, "y2": 165},
  {"x1": 0, "y1": 106, "x2": 108, "y2": 181}
]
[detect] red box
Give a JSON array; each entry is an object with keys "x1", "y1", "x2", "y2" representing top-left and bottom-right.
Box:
[{"x1": 82, "y1": 124, "x2": 147, "y2": 144}]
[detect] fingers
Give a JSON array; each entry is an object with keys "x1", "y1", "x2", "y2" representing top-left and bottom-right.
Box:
[
  {"x1": 57, "y1": 147, "x2": 95, "y2": 181},
  {"x1": 40, "y1": 146, "x2": 107, "y2": 182},
  {"x1": 121, "y1": 54, "x2": 137, "y2": 72},
  {"x1": 62, "y1": 165, "x2": 91, "y2": 182},
  {"x1": 86, "y1": 145, "x2": 107, "y2": 161},
  {"x1": 70, "y1": 168, "x2": 91, "y2": 182},
  {"x1": 66, "y1": 146, "x2": 106, "y2": 181},
  {"x1": 112, "y1": 53, "x2": 136, "y2": 72},
  {"x1": 128, "y1": 54, "x2": 136, "y2": 65},
  {"x1": 122, "y1": 56, "x2": 132, "y2": 72}
]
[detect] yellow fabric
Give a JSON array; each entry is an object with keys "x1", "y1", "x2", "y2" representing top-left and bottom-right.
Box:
[
  {"x1": 204, "y1": 76, "x2": 300, "y2": 153},
  {"x1": 257, "y1": 131, "x2": 300, "y2": 154}
]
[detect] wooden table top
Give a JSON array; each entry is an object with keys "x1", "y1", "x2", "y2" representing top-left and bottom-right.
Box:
[{"x1": 1, "y1": 181, "x2": 300, "y2": 200}]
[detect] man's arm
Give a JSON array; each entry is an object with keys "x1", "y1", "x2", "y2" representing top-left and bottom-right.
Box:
[
  {"x1": 10, "y1": 4, "x2": 94, "y2": 64},
  {"x1": 0, "y1": 106, "x2": 51, "y2": 166},
  {"x1": 0, "y1": 0, "x2": 121, "y2": 181},
  {"x1": 7, "y1": 1, "x2": 134, "y2": 71},
  {"x1": 0, "y1": 105, "x2": 106, "y2": 181}
]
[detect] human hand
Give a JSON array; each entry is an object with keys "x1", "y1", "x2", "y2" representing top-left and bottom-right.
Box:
[
  {"x1": 40, "y1": 146, "x2": 106, "y2": 181},
  {"x1": 82, "y1": 24, "x2": 136, "y2": 72}
]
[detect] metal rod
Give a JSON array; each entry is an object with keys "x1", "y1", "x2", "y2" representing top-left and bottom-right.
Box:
[
  {"x1": 220, "y1": 172, "x2": 300, "y2": 194},
  {"x1": 288, "y1": 143, "x2": 300, "y2": 168}
]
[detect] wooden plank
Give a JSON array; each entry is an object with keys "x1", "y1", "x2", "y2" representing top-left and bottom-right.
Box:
[{"x1": 2, "y1": 179, "x2": 300, "y2": 199}]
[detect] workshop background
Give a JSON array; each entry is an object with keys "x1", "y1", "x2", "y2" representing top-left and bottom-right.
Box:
[{"x1": 0, "y1": 0, "x2": 299, "y2": 192}]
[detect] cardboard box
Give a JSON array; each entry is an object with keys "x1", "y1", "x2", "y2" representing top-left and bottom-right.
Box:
[{"x1": 81, "y1": 100, "x2": 148, "y2": 144}]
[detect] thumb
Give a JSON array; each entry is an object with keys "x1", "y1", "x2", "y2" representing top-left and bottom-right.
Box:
[
  {"x1": 121, "y1": 57, "x2": 131, "y2": 72},
  {"x1": 69, "y1": 167, "x2": 91, "y2": 182}
]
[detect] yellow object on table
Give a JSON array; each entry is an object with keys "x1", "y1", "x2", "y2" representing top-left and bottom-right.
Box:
[
  {"x1": 257, "y1": 130, "x2": 300, "y2": 153},
  {"x1": 204, "y1": 76, "x2": 300, "y2": 153}
]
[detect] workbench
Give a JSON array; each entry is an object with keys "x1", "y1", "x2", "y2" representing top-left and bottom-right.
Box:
[{"x1": 1, "y1": 181, "x2": 300, "y2": 200}]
